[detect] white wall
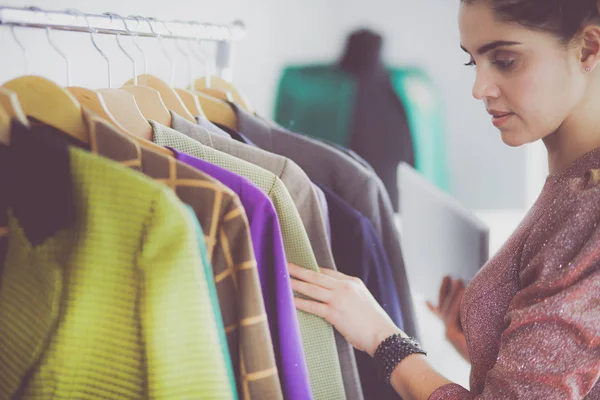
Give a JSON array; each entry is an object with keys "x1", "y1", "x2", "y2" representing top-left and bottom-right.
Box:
[
  {"x1": 0, "y1": 0, "x2": 340, "y2": 117},
  {"x1": 320, "y1": 0, "x2": 531, "y2": 211}
]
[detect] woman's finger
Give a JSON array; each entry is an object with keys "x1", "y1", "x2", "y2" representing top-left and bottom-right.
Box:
[
  {"x1": 294, "y1": 297, "x2": 332, "y2": 320},
  {"x1": 440, "y1": 279, "x2": 462, "y2": 317},
  {"x1": 426, "y1": 301, "x2": 440, "y2": 317},
  {"x1": 288, "y1": 263, "x2": 337, "y2": 289},
  {"x1": 449, "y1": 281, "x2": 465, "y2": 329},
  {"x1": 438, "y1": 276, "x2": 452, "y2": 311},
  {"x1": 320, "y1": 267, "x2": 357, "y2": 282},
  {"x1": 291, "y1": 278, "x2": 333, "y2": 303}
]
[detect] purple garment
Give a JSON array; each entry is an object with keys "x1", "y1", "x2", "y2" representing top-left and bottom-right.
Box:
[
  {"x1": 206, "y1": 121, "x2": 333, "y2": 244},
  {"x1": 168, "y1": 147, "x2": 313, "y2": 400}
]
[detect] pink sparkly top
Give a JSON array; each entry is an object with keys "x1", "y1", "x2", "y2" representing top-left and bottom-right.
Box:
[{"x1": 429, "y1": 148, "x2": 600, "y2": 399}]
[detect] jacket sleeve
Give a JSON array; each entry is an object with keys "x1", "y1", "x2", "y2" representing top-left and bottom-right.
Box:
[
  {"x1": 430, "y1": 172, "x2": 600, "y2": 400},
  {"x1": 138, "y1": 187, "x2": 235, "y2": 399}
]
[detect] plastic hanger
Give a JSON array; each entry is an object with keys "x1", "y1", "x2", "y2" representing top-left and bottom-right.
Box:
[
  {"x1": 0, "y1": 104, "x2": 10, "y2": 145},
  {"x1": 1, "y1": 25, "x2": 88, "y2": 143},
  {"x1": 122, "y1": 16, "x2": 195, "y2": 123},
  {"x1": 185, "y1": 37, "x2": 238, "y2": 128},
  {"x1": 0, "y1": 88, "x2": 29, "y2": 127}
]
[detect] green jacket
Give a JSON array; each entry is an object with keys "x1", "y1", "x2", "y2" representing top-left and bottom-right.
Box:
[
  {"x1": 274, "y1": 64, "x2": 450, "y2": 191},
  {"x1": 0, "y1": 143, "x2": 234, "y2": 399}
]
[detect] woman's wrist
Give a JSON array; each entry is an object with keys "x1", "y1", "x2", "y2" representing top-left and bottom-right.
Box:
[
  {"x1": 367, "y1": 326, "x2": 405, "y2": 357},
  {"x1": 372, "y1": 333, "x2": 428, "y2": 385}
]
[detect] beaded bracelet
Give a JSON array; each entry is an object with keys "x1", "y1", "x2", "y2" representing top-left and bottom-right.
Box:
[{"x1": 373, "y1": 334, "x2": 427, "y2": 385}]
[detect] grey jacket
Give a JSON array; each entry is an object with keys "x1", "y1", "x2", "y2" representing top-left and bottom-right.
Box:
[{"x1": 234, "y1": 106, "x2": 420, "y2": 341}]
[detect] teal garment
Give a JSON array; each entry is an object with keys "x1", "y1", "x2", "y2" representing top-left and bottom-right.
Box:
[
  {"x1": 275, "y1": 66, "x2": 356, "y2": 147},
  {"x1": 183, "y1": 204, "x2": 239, "y2": 400},
  {"x1": 274, "y1": 64, "x2": 450, "y2": 192}
]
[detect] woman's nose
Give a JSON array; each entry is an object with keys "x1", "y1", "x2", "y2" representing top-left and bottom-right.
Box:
[{"x1": 472, "y1": 70, "x2": 500, "y2": 100}]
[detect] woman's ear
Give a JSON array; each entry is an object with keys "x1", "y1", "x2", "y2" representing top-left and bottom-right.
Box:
[{"x1": 580, "y1": 25, "x2": 600, "y2": 72}]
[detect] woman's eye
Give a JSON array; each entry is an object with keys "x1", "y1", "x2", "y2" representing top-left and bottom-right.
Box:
[
  {"x1": 464, "y1": 59, "x2": 476, "y2": 67},
  {"x1": 493, "y1": 59, "x2": 516, "y2": 70}
]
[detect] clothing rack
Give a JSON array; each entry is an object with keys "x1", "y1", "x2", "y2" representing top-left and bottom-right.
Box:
[{"x1": 0, "y1": 6, "x2": 246, "y2": 79}]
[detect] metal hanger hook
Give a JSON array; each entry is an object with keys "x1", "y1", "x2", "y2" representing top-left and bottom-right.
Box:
[
  {"x1": 153, "y1": 18, "x2": 176, "y2": 86},
  {"x1": 65, "y1": 9, "x2": 112, "y2": 88},
  {"x1": 45, "y1": 27, "x2": 71, "y2": 86},
  {"x1": 10, "y1": 25, "x2": 28, "y2": 75},
  {"x1": 103, "y1": 12, "x2": 137, "y2": 85},
  {"x1": 131, "y1": 16, "x2": 160, "y2": 77},
  {"x1": 128, "y1": 16, "x2": 148, "y2": 75},
  {"x1": 188, "y1": 22, "x2": 212, "y2": 88},
  {"x1": 174, "y1": 37, "x2": 194, "y2": 89},
  {"x1": 131, "y1": 15, "x2": 172, "y2": 85}
]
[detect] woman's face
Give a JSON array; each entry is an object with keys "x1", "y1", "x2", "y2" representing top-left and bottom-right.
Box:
[{"x1": 459, "y1": 2, "x2": 588, "y2": 147}]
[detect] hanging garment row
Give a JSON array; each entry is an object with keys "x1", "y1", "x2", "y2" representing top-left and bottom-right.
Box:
[{"x1": 0, "y1": 6, "x2": 416, "y2": 400}]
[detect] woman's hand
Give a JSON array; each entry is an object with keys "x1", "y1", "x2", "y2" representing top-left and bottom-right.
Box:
[
  {"x1": 288, "y1": 263, "x2": 403, "y2": 357},
  {"x1": 426, "y1": 276, "x2": 470, "y2": 362}
]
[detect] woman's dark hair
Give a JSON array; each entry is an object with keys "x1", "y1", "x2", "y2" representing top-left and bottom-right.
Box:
[{"x1": 461, "y1": 0, "x2": 600, "y2": 44}]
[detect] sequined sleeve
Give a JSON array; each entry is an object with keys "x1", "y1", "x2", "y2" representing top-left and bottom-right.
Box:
[{"x1": 430, "y1": 171, "x2": 600, "y2": 399}]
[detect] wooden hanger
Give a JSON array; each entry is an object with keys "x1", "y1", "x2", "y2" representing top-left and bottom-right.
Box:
[
  {"x1": 96, "y1": 89, "x2": 174, "y2": 157},
  {"x1": 0, "y1": 104, "x2": 10, "y2": 145},
  {"x1": 97, "y1": 89, "x2": 153, "y2": 141},
  {"x1": 121, "y1": 85, "x2": 172, "y2": 126},
  {"x1": 123, "y1": 74, "x2": 196, "y2": 123},
  {"x1": 194, "y1": 91, "x2": 238, "y2": 129},
  {"x1": 68, "y1": 87, "x2": 129, "y2": 131},
  {"x1": 0, "y1": 88, "x2": 29, "y2": 127},
  {"x1": 71, "y1": 87, "x2": 174, "y2": 157},
  {"x1": 199, "y1": 86, "x2": 233, "y2": 103},
  {"x1": 175, "y1": 88, "x2": 205, "y2": 119},
  {"x1": 2, "y1": 76, "x2": 88, "y2": 143},
  {"x1": 194, "y1": 75, "x2": 254, "y2": 113}
]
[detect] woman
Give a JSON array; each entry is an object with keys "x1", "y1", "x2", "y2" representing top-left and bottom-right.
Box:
[{"x1": 289, "y1": 0, "x2": 600, "y2": 398}]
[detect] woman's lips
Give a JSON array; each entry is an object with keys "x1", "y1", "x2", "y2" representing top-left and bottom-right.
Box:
[{"x1": 491, "y1": 112, "x2": 514, "y2": 128}]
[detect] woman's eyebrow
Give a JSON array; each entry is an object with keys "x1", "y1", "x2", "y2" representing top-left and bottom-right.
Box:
[{"x1": 460, "y1": 40, "x2": 522, "y2": 55}]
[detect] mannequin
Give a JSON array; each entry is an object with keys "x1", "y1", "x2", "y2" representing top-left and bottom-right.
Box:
[{"x1": 338, "y1": 29, "x2": 415, "y2": 212}]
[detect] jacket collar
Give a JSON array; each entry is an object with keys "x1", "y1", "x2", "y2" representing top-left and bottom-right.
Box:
[
  {"x1": 0, "y1": 109, "x2": 147, "y2": 248},
  {"x1": 229, "y1": 102, "x2": 275, "y2": 151},
  {"x1": 171, "y1": 111, "x2": 214, "y2": 146},
  {"x1": 84, "y1": 109, "x2": 143, "y2": 171},
  {"x1": 0, "y1": 120, "x2": 76, "y2": 247}
]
